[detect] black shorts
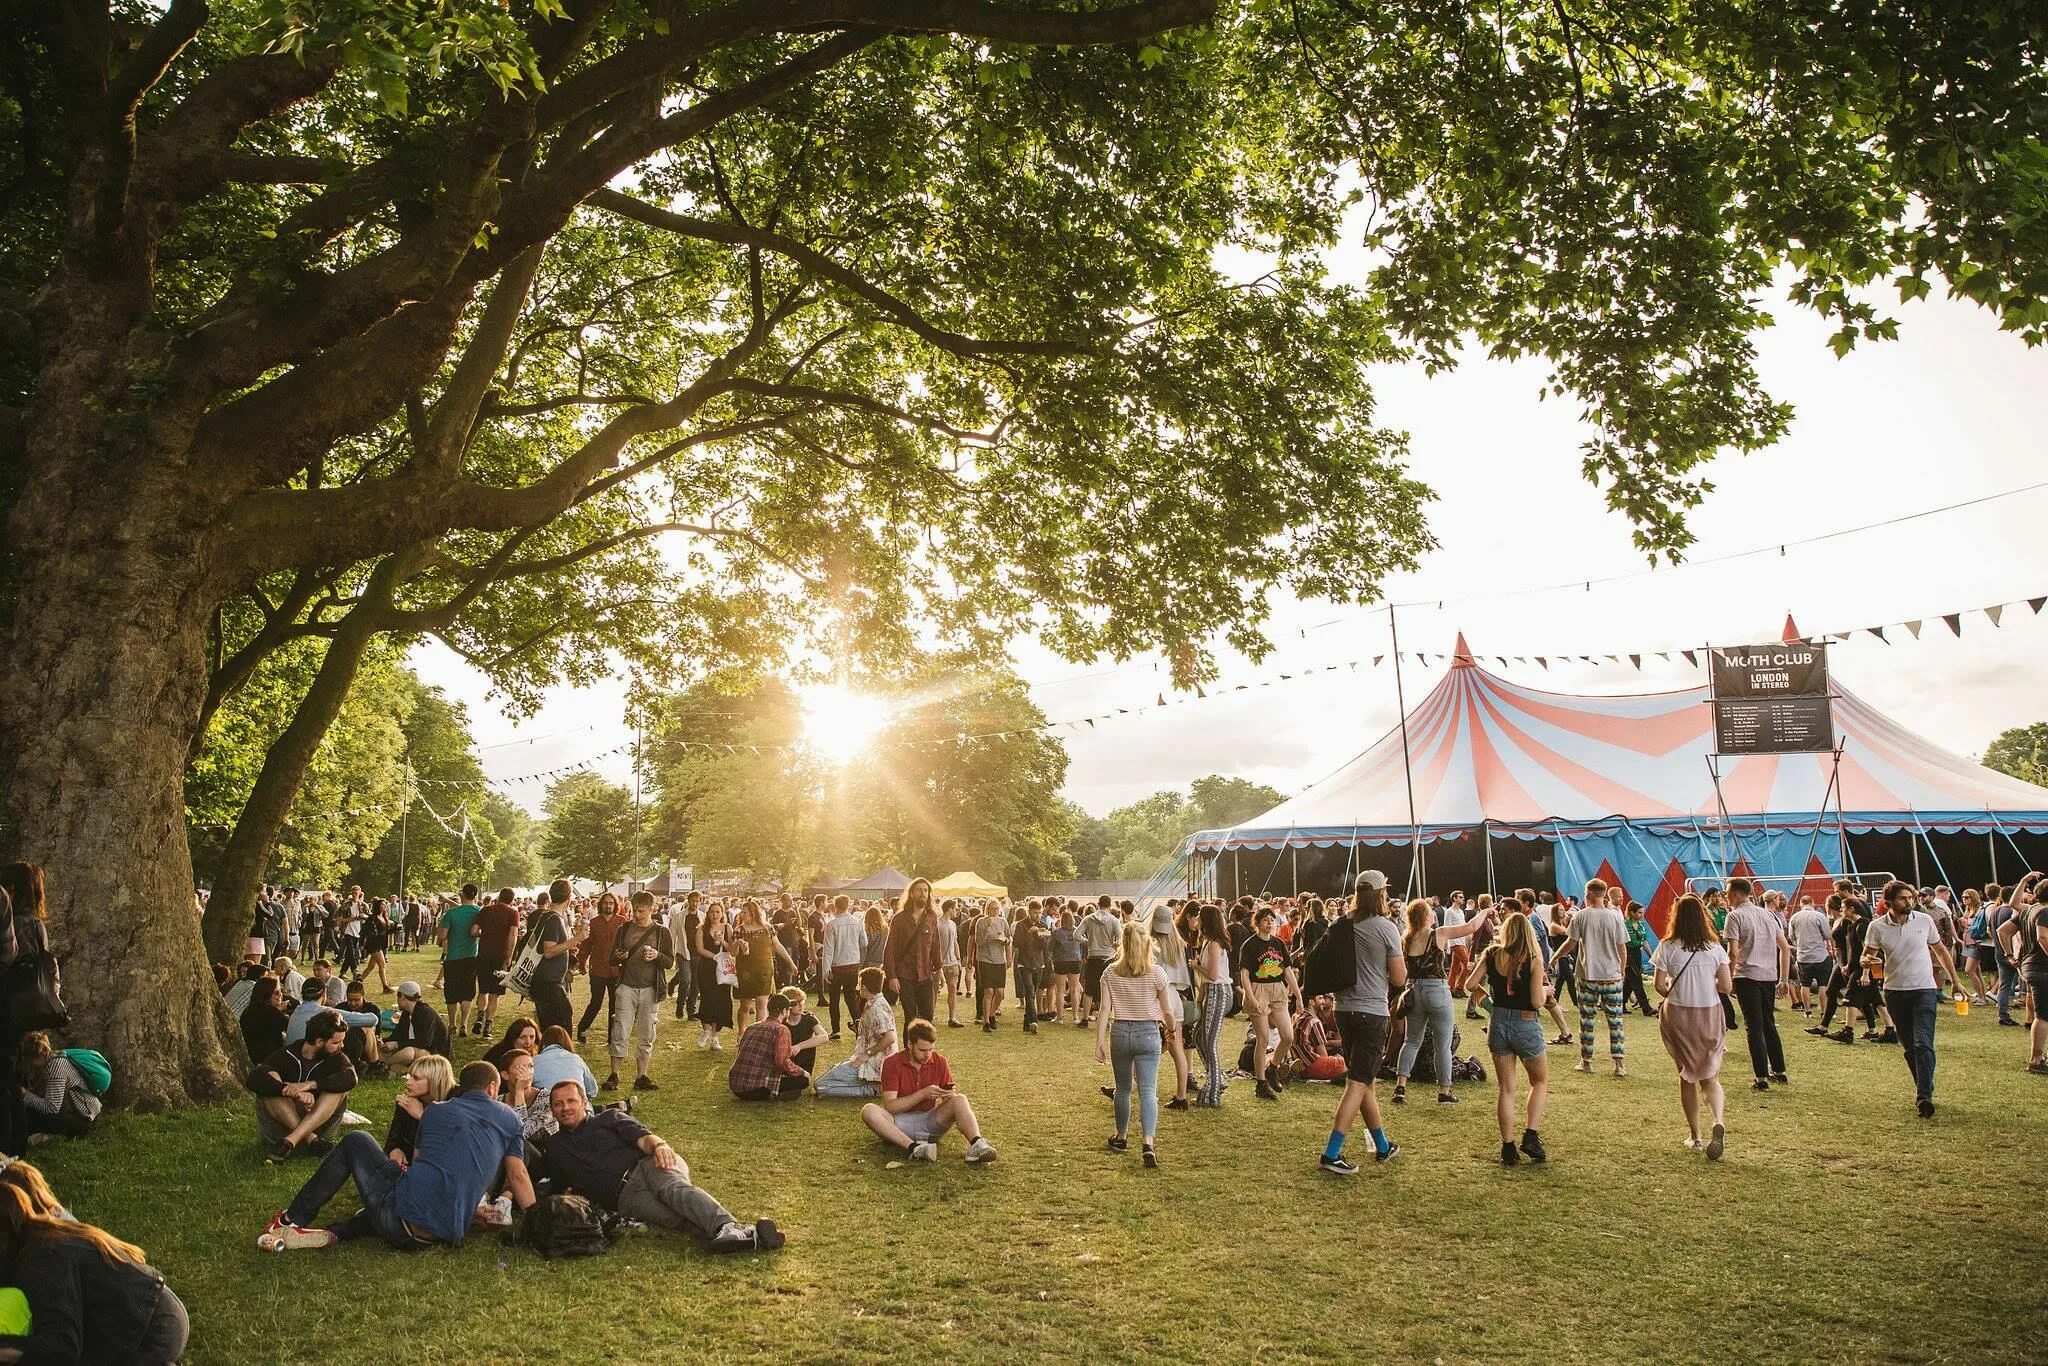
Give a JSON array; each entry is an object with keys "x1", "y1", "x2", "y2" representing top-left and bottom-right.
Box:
[
  {"x1": 1796, "y1": 961, "x2": 1831, "y2": 991},
  {"x1": 475, "y1": 955, "x2": 506, "y2": 993},
  {"x1": 1334, "y1": 1010, "x2": 1390, "y2": 1085},
  {"x1": 1975, "y1": 945, "x2": 2001, "y2": 970},
  {"x1": 1083, "y1": 957, "x2": 1110, "y2": 1000},
  {"x1": 443, "y1": 957, "x2": 478, "y2": 1004},
  {"x1": 1054, "y1": 960, "x2": 1081, "y2": 977},
  {"x1": 978, "y1": 963, "x2": 1009, "y2": 990}
]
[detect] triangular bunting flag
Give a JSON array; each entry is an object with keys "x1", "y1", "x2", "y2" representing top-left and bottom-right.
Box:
[
  {"x1": 1869, "y1": 626, "x2": 1886, "y2": 642},
  {"x1": 1156, "y1": 693, "x2": 1166, "y2": 707},
  {"x1": 1942, "y1": 613, "x2": 1961, "y2": 636},
  {"x1": 1985, "y1": 604, "x2": 2003, "y2": 626},
  {"x1": 1536, "y1": 657, "x2": 1548, "y2": 669},
  {"x1": 2031, "y1": 597, "x2": 2045, "y2": 614},
  {"x1": 1372, "y1": 655, "x2": 1383, "y2": 667},
  {"x1": 1195, "y1": 684, "x2": 1205, "y2": 698},
  {"x1": 1085, "y1": 718, "x2": 1095, "y2": 727},
  {"x1": 1629, "y1": 654, "x2": 1641, "y2": 669},
  {"x1": 1682, "y1": 650, "x2": 1697, "y2": 667},
  {"x1": 1657, "y1": 652, "x2": 1670, "y2": 662},
  {"x1": 1904, "y1": 620, "x2": 1922, "y2": 638}
]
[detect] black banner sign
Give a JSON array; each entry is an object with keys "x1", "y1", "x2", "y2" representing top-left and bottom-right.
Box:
[{"x1": 1709, "y1": 642, "x2": 1828, "y2": 698}]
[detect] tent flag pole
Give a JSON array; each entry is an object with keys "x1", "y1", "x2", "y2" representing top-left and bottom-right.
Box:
[
  {"x1": 1483, "y1": 819, "x2": 1497, "y2": 899},
  {"x1": 1909, "y1": 811, "x2": 1923, "y2": 885},
  {"x1": 1291, "y1": 837, "x2": 1299, "y2": 898},
  {"x1": 1800, "y1": 743, "x2": 1846, "y2": 889},
  {"x1": 1987, "y1": 808, "x2": 1998, "y2": 887},
  {"x1": 1388, "y1": 603, "x2": 1423, "y2": 898}
]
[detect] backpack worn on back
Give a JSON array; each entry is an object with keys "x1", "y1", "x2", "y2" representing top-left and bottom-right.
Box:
[
  {"x1": 58, "y1": 1048, "x2": 112, "y2": 1095},
  {"x1": 3, "y1": 945, "x2": 67, "y2": 1033},
  {"x1": 1299, "y1": 917, "x2": 1356, "y2": 999},
  {"x1": 519, "y1": 1193, "x2": 617, "y2": 1260}
]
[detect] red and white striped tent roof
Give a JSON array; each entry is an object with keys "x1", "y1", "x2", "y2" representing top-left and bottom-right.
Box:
[{"x1": 1196, "y1": 625, "x2": 2048, "y2": 850}]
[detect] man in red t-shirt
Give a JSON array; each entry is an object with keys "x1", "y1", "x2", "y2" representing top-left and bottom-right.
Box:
[
  {"x1": 859, "y1": 1020, "x2": 997, "y2": 1163},
  {"x1": 474, "y1": 889, "x2": 521, "y2": 1040}
]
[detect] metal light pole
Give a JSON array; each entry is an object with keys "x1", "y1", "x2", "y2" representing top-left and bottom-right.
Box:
[
  {"x1": 630, "y1": 715, "x2": 643, "y2": 894},
  {"x1": 396, "y1": 754, "x2": 411, "y2": 900}
]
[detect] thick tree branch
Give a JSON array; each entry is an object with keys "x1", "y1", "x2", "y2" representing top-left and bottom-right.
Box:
[
  {"x1": 420, "y1": 246, "x2": 545, "y2": 471},
  {"x1": 108, "y1": 0, "x2": 206, "y2": 124},
  {"x1": 591, "y1": 187, "x2": 1082, "y2": 358},
  {"x1": 727, "y1": 376, "x2": 998, "y2": 443}
]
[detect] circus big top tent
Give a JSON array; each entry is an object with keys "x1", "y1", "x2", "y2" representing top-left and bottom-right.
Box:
[{"x1": 1153, "y1": 624, "x2": 2048, "y2": 932}]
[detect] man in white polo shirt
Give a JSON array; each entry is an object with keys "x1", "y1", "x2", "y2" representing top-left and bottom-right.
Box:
[{"x1": 1863, "y1": 880, "x2": 1965, "y2": 1118}]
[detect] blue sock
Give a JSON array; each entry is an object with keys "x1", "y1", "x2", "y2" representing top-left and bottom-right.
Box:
[
  {"x1": 1370, "y1": 1127, "x2": 1389, "y2": 1156},
  {"x1": 1322, "y1": 1130, "x2": 1346, "y2": 1161}
]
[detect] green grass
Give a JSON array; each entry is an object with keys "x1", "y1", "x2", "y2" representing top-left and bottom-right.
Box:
[{"x1": 32, "y1": 949, "x2": 2048, "y2": 1363}]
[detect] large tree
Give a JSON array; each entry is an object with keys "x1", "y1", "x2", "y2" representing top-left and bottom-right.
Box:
[
  {"x1": 539, "y1": 771, "x2": 642, "y2": 884},
  {"x1": 4, "y1": 2, "x2": 2045, "y2": 1107},
  {"x1": 1984, "y1": 723, "x2": 2048, "y2": 788}
]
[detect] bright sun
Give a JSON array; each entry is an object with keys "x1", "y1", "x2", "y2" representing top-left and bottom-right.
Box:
[{"x1": 798, "y1": 684, "x2": 892, "y2": 764}]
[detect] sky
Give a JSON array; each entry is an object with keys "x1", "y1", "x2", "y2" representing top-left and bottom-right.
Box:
[{"x1": 413, "y1": 282, "x2": 2048, "y2": 822}]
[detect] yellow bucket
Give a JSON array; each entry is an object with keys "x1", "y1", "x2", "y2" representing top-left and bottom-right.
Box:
[{"x1": 1955, "y1": 997, "x2": 1970, "y2": 1017}]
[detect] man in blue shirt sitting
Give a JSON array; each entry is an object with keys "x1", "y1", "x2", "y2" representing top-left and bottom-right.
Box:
[{"x1": 260, "y1": 1059, "x2": 533, "y2": 1251}]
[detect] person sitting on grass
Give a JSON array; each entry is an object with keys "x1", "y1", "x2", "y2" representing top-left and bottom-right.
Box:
[
  {"x1": 0, "y1": 1160, "x2": 189, "y2": 1363},
  {"x1": 259, "y1": 1060, "x2": 535, "y2": 1252},
  {"x1": 859, "y1": 1020, "x2": 998, "y2": 1164},
  {"x1": 271, "y1": 954, "x2": 305, "y2": 1003},
  {"x1": 383, "y1": 1054, "x2": 456, "y2": 1168},
  {"x1": 483, "y1": 1017, "x2": 543, "y2": 1074},
  {"x1": 1290, "y1": 997, "x2": 1348, "y2": 1084},
  {"x1": 814, "y1": 969, "x2": 897, "y2": 1098},
  {"x1": 538, "y1": 1080, "x2": 784, "y2": 1253},
  {"x1": 248, "y1": 1009, "x2": 358, "y2": 1163},
  {"x1": 286, "y1": 977, "x2": 378, "y2": 1047},
  {"x1": 17, "y1": 1032, "x2": 102, "y2": 1141},
  {"x1": 239, "y1": 973, "x2": 291, "y2": 1062},
  {"x1": 382, "y1": 981, "x2": 451, "y2": 1069},
  {"x1": 781, "y1": 986, "x2": 826, "y2": 1075},
  {"x1": 499, "y1": 1048, "x2": 556, "y2": 1145},
  {"x1": 531, "y1": 1026, "x2": 602, "y2": 1103},
  {"x1": 727, "y1": 993, "x2": 811, "y2": 1101},
  {"x1": 308, "y1": 958, "x2": 348, "y2": 1006}
]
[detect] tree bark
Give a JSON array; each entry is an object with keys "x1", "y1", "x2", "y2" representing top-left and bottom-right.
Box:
[
  {"x1": 0, "y1": 456, "x2": 240, "y2": 1110},
  {"x1": 198, "y1": 555, "x2": 411, "y2": 963}
]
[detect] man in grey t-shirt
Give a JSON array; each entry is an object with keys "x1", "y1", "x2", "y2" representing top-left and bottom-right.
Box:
[
  {"x1": 1320, "y1": 870, "x2": 1407, "y2": 1176},
  {"x1": 1554, "y1": 880, "x2": 1630, "y2": 1077}
]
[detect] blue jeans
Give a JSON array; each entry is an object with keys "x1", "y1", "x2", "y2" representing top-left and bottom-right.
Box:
[
  {"x1": 1396, "y1": 977, "x2": 1455, "y2": 1086},
  {"x1": 1884, "y1": 988, "x2": 1940, "y2": 1104},
  {"x1": 1997, "y1": 960, "x2": 2019, "y2": 1022},
  {"x1": 283, "y1": 1131, "x2": 422, "y2": 1249},
  {"x1": 1110, "y1": 1020, "x2": 1162, "y2": 1140}
]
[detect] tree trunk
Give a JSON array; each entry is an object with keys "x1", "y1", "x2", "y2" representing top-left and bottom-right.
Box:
[
  {"x1": 0, "y1": 460, "x2": 241, "y2": 1110},
  {"x1": 200, "y1": 574, "x2": 396, "y2": 963}
]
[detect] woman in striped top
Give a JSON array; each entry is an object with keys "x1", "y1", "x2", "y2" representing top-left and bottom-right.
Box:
[{"x1": 1095, "y1": 922, "x2": 1179, "y2": 1167}]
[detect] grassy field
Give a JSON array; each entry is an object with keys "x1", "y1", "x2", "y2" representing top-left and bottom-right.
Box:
[{"x1": 30, "y1": 947, "x2": 2048, "y2": 1363}]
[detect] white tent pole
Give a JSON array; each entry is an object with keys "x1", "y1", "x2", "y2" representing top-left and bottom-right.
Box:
[
  {"x1": 1483, "y1": 819, "x2": 1497, "y2": 899},
  {"x1": 1388, "y1": 603, "x2": 1423, "y2": 897},
  {"x1": 1988, "y1": 808, "x2": 1999, "y2": 887}
]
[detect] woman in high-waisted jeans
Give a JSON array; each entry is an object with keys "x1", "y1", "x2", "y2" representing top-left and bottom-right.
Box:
[
  {"x1": 1394, "y1": 898, "x2": 1492, "y2": 1105},
  {"x1": 1096, "y1": 923, "x2": 1182, "y2": 1167}
]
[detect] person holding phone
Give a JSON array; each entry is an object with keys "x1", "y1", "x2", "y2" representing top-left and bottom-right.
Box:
[{"x1": 859, "y1": 1021, "x2": 997, "y2": 1163}]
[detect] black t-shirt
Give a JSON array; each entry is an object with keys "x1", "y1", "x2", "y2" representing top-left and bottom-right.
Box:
[
  {"x1": 1234, "y1": 934, "x2": 1291, "y2": 985},
  {"x1": 1486, "y1": 953, "x2": 1535, "y2": 1010},
  {"x1": 531, "y1": 909, "x2": 570, "y2": 984},
  {"x1": 544, "y1": 1108, "x2": 652, "y2": 1210}
]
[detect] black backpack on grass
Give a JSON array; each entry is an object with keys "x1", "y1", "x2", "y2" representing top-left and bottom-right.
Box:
[{"x1": 518, "y1": 1194, "x2": 617, "y2": 1260}]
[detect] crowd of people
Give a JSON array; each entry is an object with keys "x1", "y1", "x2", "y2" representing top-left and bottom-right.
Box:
[{"x1": 0, "y1": 850, "x2": 2043, "y2": 1358}]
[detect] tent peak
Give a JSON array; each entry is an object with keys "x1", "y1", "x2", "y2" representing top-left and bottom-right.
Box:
[
  {"x1": 1451, "y1": 632, "x2": 1476, "y2": 668},
  {"x1": 1781, "y1": 613, "x2": 1803, "y2": 642}
]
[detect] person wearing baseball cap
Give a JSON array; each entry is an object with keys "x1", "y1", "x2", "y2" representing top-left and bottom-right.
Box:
[
  {"x1": 382, "y1": 981, "x2": 451, "y2": 1067},
  {"x1": 1318, "y1": 868, "x2": 1406, "y2": 1175}
]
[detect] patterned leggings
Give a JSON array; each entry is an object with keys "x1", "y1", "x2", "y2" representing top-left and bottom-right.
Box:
[
  {"x1": 1197, "y1": 982, "x2": 1233, "y2": 1106},
  {"x1": 1578, "y1": 980, "x2": 1626, "y2": 1060}
]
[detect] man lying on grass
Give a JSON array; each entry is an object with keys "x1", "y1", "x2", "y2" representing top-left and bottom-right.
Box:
[{"x1": 536, "y1": 1079, "x2": 782, "y2": 1253}]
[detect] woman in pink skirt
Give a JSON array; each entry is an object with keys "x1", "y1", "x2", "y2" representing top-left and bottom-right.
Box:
[{"x1": 1652, "y1": 894, "x2": 1735, "y2": 1160}]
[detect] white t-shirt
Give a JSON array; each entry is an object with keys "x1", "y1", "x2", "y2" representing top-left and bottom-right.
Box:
[
  {"x1": 1571, "y1": 906, "x2": 1629, "y2": 981},
  {"x1": 1788, "y1": 907, "x2": 1831, "y2": 963},
  {"x1": 1723, "y1": 903, "x2": 1784, "y2": 981},
  {"x1": 1651, "y1": 940, "x2": 1729, "y2": 1008},
  {"x1": 938, "y1": 918, "x2": 960, "y2": 968},
  {"x1": 1865, "y1": 911, "x2": 1942, "y2": 991}
]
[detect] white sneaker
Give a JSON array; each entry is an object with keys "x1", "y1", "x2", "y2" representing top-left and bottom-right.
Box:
[
  {"x1": 909, "y1": 1141, "x2": 938, "y2": 1163},
  {"x1": 1573, "y1": 1059, "x2": 1593, "y2": 1074},
  {"x1": 710, "y1": 1036, "x2": 723, "y2": 1052},
  {"x1": 696, "y1": 1031, "x2": 709, "y2": 1050},
  {"x1": 965, "y1": 1137, "x2": 998, "y2": 1164}
]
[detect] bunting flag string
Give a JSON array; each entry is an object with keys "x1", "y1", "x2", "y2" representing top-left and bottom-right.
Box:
[{"x1": 395, "y1": 585, "x2": 2048, "y2": 791}]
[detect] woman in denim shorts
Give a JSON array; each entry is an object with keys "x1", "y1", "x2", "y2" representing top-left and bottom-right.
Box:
[{"x1": 1483, "y1": 913, "x2": 1553, "y2": 1166}]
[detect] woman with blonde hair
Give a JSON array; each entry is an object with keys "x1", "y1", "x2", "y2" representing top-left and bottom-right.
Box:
[
  {"x1": 733, "y1": 899, "x2": 795, "y2": 1027},
  {"x1": 1653, "y1": 894, "x2": 1734, "y2": 1159},
  {"x1": 1095, "y1": 921, "x2": 1179, "y2": 1167},
  {"x1": 1483, "y1": 911, "x2": 1552, "y2": 1165},
  {"x1": 0, "y1": 1159, "x2": 189, "y2": 1361},
  {"x1": 382, "y1": 1054, "x2": 455, "y2": 1167}
]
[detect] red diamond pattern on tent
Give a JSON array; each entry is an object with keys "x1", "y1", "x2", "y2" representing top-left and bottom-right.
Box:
[{"x1": 1645, "y1": 858, "x2": 1691, "y2": 938}]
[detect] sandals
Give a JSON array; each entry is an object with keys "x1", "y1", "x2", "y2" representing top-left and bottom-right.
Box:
[
  {"x1": 1392, "y1": 1082, "x2": 1407, "y2": 1105},
  {"x1": 1106, "y1": 1135, "x2": 1128, "y2": 1152}
]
